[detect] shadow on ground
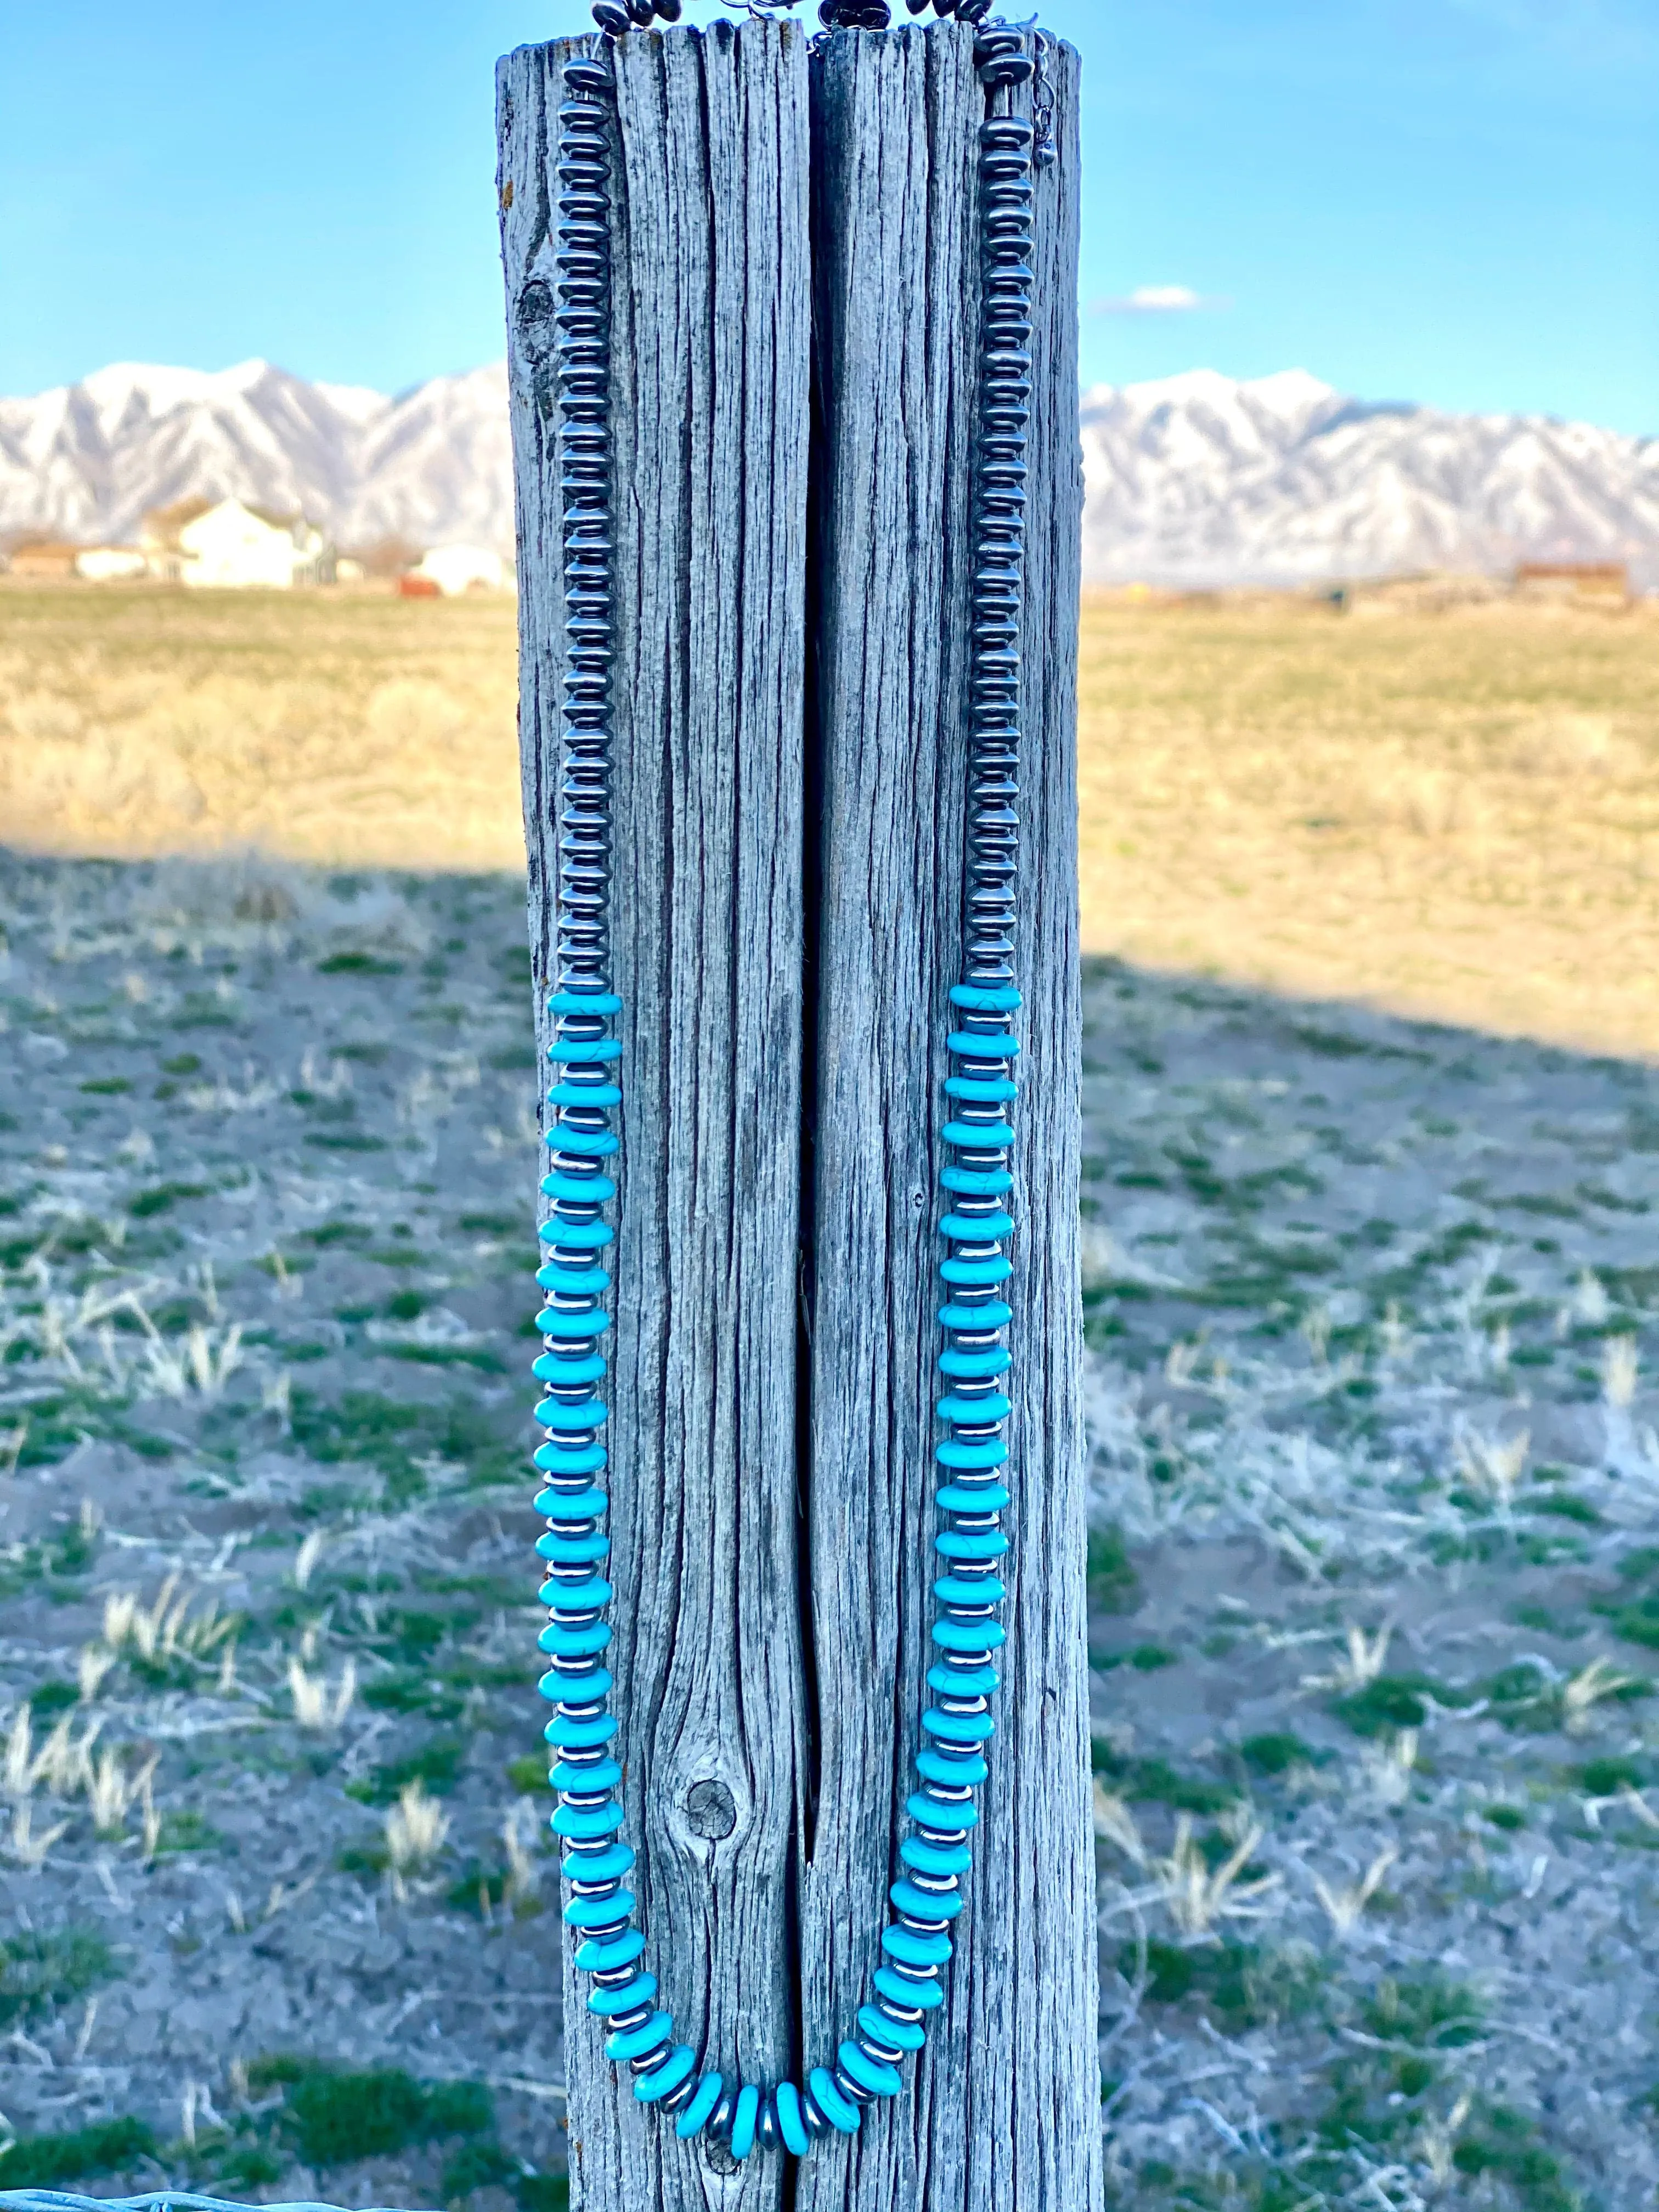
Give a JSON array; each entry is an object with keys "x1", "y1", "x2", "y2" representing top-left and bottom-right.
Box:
[{"x1": 2, "y1": 852, "x2": 1657, "y2": 2211}]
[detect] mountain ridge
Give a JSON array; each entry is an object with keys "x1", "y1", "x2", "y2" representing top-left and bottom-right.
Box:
[
  {"x1": 1079, "y1": 370, "x2": 1659, "y2": 588},
  {"x1": 0, "y1": 359, "x2": 514, "y2": 556},
  {"x1": 2, "y1": 358, "x2": 1655, "y2": 586}
]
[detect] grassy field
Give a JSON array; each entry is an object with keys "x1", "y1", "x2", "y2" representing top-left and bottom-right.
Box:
[
  {"x1": 3, "y1": 583, "x2": 1657, "y2": 1056},
  {"x1": 5, "y1": 592, "x2": 1659, "y2": 2208},
  {"x1": 1078, "y1": 594, "x2": 1659, "y2": 1058},
  {"x1": 0, "y1": 586, "x2": 521, "y2": 873}
]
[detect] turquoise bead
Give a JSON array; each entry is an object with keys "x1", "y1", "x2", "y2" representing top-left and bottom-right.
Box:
[
  {"x1": 586, "y1": 1972, "x2": 656, "y2": 2016},
  {"x1": 538, "y1": 1621, "x2": 612, "y2": 1660},
  {"x1": 533, "y1": 1351, "x2": 607, "y2": 1387},
  {"x1": 538, "y1": 1664, "x2": 612, "y2": 1703},
  {"x1": 535, "y1": 1396, "x2": 610, "y2": 1432},
  {"x1": 538, "y1": 1573, "x2": 613, "y2": 1609},
  {"x1": 635, "y1": 2045, "x2": 697, "y2": 2103},
  {"x1": 676, "y1": 2072, "x2": 724, "y2": 2139},
  {"x1": 575, "y1": 1925, "x2": 644, "y2": 1971},
  {"x1": 775, "y1": 2081, "x2": 810, "y2": 2157},
  {"x1": 545, "y1": 1124, "x2": 619, "y2": 1156},
  {"x1": 936, "y1": 1390, "x2": 1011, "y2": 1424},
  {"x1": 548, "y1": 990, "x2": 622, "y2": 1014},
  {"x1": 533, "y1": 1478, "x2": 608, "y2": 1514},
  {"x1": 946, "y1": 1029, "x2": 1019, "y2": 1059},
  {"x1": 552, "y1": 1754, "x2": 621, "y2": 1792},
  {"x1": 552, "y1": 1799, "x2": 624, "y2": 1842},
  {"x1": 906, "y1": 1786, "x2": 980, "y2": 1828},
  {"x1": 941, "y1": 1119, "x2": 1014, "y2": 1149},
  {"x1": 932, "y1": 1571, "x2": 1006, "y2": 1605},
  {"x1": 533, "y1": 1453, "x2": 608, "y2": 1490},
  {"x1": 939, "y1": 1210, "x2": 1014, "y2": 1243},
  {"x1": 890, "y1": 1876, "x2": 964, "y2": 1920},
  {"x1": 537, "y1": 1307, "x2": 612, "y2": 1339},
  {"x1": 950, "y1": 982, "x2": 1022, "y2": 1010},
  {"x1": 938, "y1": 1346, "x2": 1011, "y2": 1378},
  {"x1": 562, "y1": 1841, "x2": 635, "y2": 1886},
  {"x1": 545, "y1": 1713, "x2": 616, "y2": 1750},
  {"x1": 881, "y1": 1925, "x2": 951, "y2": 1967},
  {"x1": 562, "y1": 1888, "x2": 636, "y2": 1928},
  {"x1": 546, "y1": 1080, "x2": 620, "y2": 1107},
  {"x1": 938, "y1": 1297, "x2": 1012, "y2": 1331},
  {"x1": 927, "y1": 1661, "x2": 998, "y2": 1696},
  {"x1": 941, "y1": 1164, "x2": 1012, "y2": 1195},
  {"x1": 808, "y1": 2067, "x2": 861, "y2": 2134},
  {"x1": 935, "y1": 1482, "x2": 1010, "y2": 1515},
  {"x1": 875, "y1": 1964, "x2": 944, "y2": 2010},
  {"x1": 901, "y1": 1836, "x2": 972, "y2": 1877},
  {"x1": 547, "y1": 1036, "x2": 622, "y2": 1063},
  {"x1": 944, "y1": 1074, "x2": 1018, "y2": 1102},
  {"x1": 536, "y1": 1260, "x2": 612, "y2": 1293},
  {"x1": 540, "y1": 1169, "x2": 617, "y2": 1201},
  {"x1": 606, "y1": 2011, "x2": 672, "y2": 2061},
  {"x1": 730, "y1": 2084, "x2": 759, "y2": 2158},
  {"x1": 916, "y1": 1747, "x2": 989, "y2": 1786},
  {"x1": 859, "y1": 2002, "x2": 924, "y2": 2052},
  {"x1": 920, "y1": 1707, "x2": 995, "y2": 1745},
  {"x1": 934, "y1": 1528, "x2": 1009, "y2": 1560},
  {"x1": 839, "y1": 2040, "x2": 900, "y2": 2097},
  {"x1": 935, "y1": 1439, "x2": 1007, "y2": 1472},
  {"x1": 537, "y1": 1218, "x2": 614, "y2": 1252},
  {"x1": 535, "y1": 1531, "x2": 611, "y2": 1564},
  {"x1": 940, "y1": 1253, "x2": 1013, "y2": 1287}
]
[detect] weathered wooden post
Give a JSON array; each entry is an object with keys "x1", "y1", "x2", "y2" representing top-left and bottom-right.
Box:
[{"x1": 499, "y1": 15, "x2": 1091, "y2": 2210}]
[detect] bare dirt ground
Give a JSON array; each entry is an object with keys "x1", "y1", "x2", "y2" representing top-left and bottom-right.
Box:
[{"x1": 3, "y1": 852, "x2": 1659, "y2": 2212}]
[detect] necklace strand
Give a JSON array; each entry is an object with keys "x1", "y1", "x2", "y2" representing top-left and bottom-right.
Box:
[{"x1": 531, "y1": 0, "x2": 1049, "y2": 2160}]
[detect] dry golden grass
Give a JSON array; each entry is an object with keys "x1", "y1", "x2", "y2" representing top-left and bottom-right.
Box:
[
  {"x1": 5, "y1": 582, "x2": 1659, "y2": 1055},
  {"x1": 1077, "y1": 594, "x2": 1659, "y2": 1057},
  {"x1": 0, "y1": 584, "x2": 523, "y2": 871}
]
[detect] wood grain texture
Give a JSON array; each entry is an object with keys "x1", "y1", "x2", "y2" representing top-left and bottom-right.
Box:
[
  {"x1": 802, "y1": 25, "x2": 1095, "y2": 2212},
  {"x1": 500, "y1": 22, "x2": 812, "y2": 2211},
  {"x1": 501, "y1": 20, "x2": 1090, "y2": 2210}
]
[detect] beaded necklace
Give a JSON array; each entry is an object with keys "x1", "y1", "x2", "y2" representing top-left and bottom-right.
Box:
[{"x1": 531, "y1": 0, "x2": 1053, "y2": 2163}]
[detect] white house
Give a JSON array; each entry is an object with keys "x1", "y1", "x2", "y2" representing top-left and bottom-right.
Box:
[
  {"x1": 75, "y1": 546, "x2": 149, "y2": 582},
  {"x1": 412, "y1": 543, "x2": 509, "y2": 596},
  {"x1": 141, "y1": 497, "x2": 332, "y2": 589}
]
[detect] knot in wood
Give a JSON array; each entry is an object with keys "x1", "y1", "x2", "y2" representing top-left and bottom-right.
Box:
[
  {"x1": 683, "y1": 1777, "x2": 738, "y2": 1839},
  {"x1": 515, "y1": 278, "x2": 558, "y2": 369}
]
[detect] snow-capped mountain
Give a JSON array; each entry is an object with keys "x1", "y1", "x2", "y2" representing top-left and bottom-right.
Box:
[
  {"x1": 0, "y1": 359, "x2": 513, "y2": 554},
  {"x1": 1080, "y1": 369, "x2": 1659, "y2": 588},
  {"x1": 3, "y1": 358, "x2": 1655, "y2": 586}
]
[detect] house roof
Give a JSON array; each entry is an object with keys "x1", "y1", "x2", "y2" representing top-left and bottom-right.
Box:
[{"x1": 140, "y1": 496, "x2": 216, "y2": 546}]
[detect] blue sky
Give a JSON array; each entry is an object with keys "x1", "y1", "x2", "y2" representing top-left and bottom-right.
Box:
[{"x1": 0, "y1": 0, "x2": 1652, "y2": 431}]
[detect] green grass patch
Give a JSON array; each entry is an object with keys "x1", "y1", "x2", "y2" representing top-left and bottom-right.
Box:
[
  {"x1": 507, "y1": 1753, "x2": 550, "y2": 1793},
  {"x1": 1091, "y1": 1741, "x2": 1238, "y2": 1814},
  {"x1": 1573, "y1": 1755, "x2": 1645, "y2": 1796},
  {"x1": 346, "y1": 1737, "x2": 467, "y2": 1804},
  {"x1": 1239, "y1": 1730, "x2": 1319, "y2": 1777},
  {"x1": 317, "y1": 951, "x2": 404, "y2": 976},
  {"x1": 252, "y1": 2058, "x2": 490, "y2": 2166},
  {"x1": 1484, "y1": 1803, "x2": 1528, "y2": 1831},
  {"x1": 1122, "y1": 1936, "x2": 1325, "y2": 2032},
  {"x1": 153, "y1": 1809, "x2": 224, "y2": 1855},
  {"x1": 1331, "y1": 1671, "x2": 1472, "y2": 1736},
  {"x1": 0, "y1": 2116, "x2": 156, "y2": 2188},
  {"x1": 129, "y1": 1178, "x2": 211, "y2": 1217},
  {"x1": 0, "y1": 1926, "x2": 117, "y2": 2025}
]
